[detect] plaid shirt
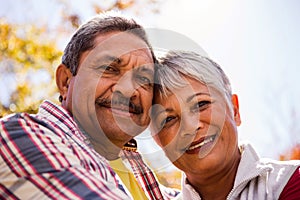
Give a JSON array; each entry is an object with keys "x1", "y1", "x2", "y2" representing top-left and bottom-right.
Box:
[
  {"x1": 121, "y1": 144, "x2": 180, "y2": 200},
  {"x1": 0, "y1": 100, "x2": 130, "y2": 200}
]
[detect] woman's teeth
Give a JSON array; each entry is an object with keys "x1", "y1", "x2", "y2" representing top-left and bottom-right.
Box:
[{"x1": 187, "y1": 136, "x2": 215, "y2": 151}]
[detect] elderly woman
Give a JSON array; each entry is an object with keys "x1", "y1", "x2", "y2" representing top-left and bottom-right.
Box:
[{"x1": 151, "y1": 50, "x2": 300, "y2": 199}]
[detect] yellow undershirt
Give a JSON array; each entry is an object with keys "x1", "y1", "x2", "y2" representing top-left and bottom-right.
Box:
[{"x1": 109, "y1": 158, "x2": 148, "y2": 200}]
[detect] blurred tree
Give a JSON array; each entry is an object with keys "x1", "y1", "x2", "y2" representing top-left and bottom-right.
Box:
[
  {"x1": 280, "y1": 143, "x2": 300, "y2": 160},
  {"x1": 59, "y1": 0, "x2": 161, "y2": 30},
  {"x1": 0, "y1": 20, "x2": 62, "y2": 117}
]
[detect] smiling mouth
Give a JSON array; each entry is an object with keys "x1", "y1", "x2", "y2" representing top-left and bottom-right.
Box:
[
  {"x1": 185, "y1": 134, "x2": 217, "y2": 153},
  {"x1": 110, "y1": 105, "x2": 134, "y2": 117},
  {"x1": 95, "y1": 98, "x2": 143, "y2": 115}
]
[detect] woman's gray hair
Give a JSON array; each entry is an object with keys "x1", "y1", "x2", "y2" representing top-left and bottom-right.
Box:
[
  {"x1": 62, "y1": 11, "x2": 156, "y2": 75},
  {"x1": 155, "y1": 50, "x2": 233, "y2": 109}
]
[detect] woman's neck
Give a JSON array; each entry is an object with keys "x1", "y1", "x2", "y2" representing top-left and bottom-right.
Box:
[{"x1": 186, "y1": 152, "x2": 241, "y2": 200}]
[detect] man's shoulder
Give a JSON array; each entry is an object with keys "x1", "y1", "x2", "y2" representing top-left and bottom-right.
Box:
[
  {"x1": 0, "y1": 101, "x2": 68, "y2": 129},
  {"x1": 0, "y1": 103, "x2": 64, "y2": 140},
  {"x1": 0, "y1": 112, "x2": 34, "y2": 125},
  {"x1": 0, "y1": 111, "x2": 50, "y2": 139}
]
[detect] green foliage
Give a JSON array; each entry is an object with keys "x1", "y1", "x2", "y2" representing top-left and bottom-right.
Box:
[{"x1": 0, "y1": 20, "x2": 62, "y2": 117}]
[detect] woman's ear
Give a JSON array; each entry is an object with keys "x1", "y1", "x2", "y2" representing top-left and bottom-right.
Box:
[
  {"x1": 56, "y1": 64, "x2": 73, "y2": 101},
  {"x1": 231, "y1": 94, "x2": 241, "y2": 126}
]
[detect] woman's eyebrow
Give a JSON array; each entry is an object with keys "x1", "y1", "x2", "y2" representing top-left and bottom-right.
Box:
[
  {"x1": 155, "y1": 108, "x2": 173, "y2": 116},
  {"x1": 186, "y1": 92, "x2": 211, "y2": 103}
]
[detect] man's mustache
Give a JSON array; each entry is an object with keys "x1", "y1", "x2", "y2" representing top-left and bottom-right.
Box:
[{"x1": 95, "y1": 96, "x2": 143, "y2": 114}]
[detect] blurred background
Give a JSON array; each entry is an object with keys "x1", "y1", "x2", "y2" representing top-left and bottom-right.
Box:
[{"x1": 1, "y1": 0, "x2": 300, "y2": 188}]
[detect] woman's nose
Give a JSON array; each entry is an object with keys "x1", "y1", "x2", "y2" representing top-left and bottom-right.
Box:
[{"x1": 180, "y1": 111, "x2": 204, "y2": 137}]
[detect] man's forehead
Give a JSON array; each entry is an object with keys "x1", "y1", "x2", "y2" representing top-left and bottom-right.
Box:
[
  {"x1": 94, "y1": 31, "x2": 151, "y2": 52},
  {"x1": 88, "y1": 52, "x2": 154, "y2": 68},
  {"x1": 92, "y1": 36, "x2": 153, "y2": 63}
]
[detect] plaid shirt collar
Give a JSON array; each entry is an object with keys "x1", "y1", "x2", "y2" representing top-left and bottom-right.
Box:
[
  {"x1": 38, "y1": 100, "x2": 77, "y2": 132},
  {"x1": 121, "y1": 139, "x2": 180, "y2": 200},
  {"x1": 38, "y1": 100, "x2": 92, "y2": 147},
  {"x1": 121, "y1": 147, "x2": 164, "y2": 200}
]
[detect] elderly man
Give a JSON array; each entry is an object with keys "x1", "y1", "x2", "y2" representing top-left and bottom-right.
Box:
[{"x1": 0, "y1": 12, "x2": 179, "y2": 199}]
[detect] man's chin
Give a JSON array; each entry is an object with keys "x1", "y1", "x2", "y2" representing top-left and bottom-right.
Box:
[
  {"x1": 116, "y1": 125, "x2": 146, "y2": 138},
  {"x1": 96, "y1": 108, "x2": 148, "y2": 138}
]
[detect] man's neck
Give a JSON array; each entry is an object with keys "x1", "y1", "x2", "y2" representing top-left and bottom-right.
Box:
[
  {"x1": 92, "y1": 142, "x2": 121, "y2": 160},
  {"x1": 77, "y1": 122, "x2": 126, "y2": 160}
]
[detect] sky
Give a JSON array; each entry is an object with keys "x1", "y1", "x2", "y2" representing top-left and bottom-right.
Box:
[
  {"x1": 140, "y1": 0, "x2": 300, "y2": 169},
  {"x1": 1, "y1": 0, "x2": 300, "y2": 171}
]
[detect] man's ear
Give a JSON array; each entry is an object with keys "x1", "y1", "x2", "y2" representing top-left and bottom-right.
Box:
[
  {"x1": 231, "y1": 94, "x2": 241, "y2": 126},
  {"x1": 56, "y1": 64, "x2": 73, "y2": 101}
]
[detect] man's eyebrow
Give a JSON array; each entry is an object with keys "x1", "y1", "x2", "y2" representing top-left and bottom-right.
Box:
[
  {"x1": 92, "y1": 55, "x2": 121, "y2": 64},
  {"x1": 101, "y1": 55, "x2": 121, "y2": 64},
  {"x1": 186, "y1": 92, "x2": 211, "y2": 103}
]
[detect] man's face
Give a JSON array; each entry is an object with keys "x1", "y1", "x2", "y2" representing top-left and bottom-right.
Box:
[{"x1": 65, "y1": 31, "x2": 154, "y2": 149}]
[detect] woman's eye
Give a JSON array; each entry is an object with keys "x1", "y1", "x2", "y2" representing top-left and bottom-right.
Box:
[
  {"x1": 160, "y1": 116, "x2": 175, "y2": 128},
  {"x1": 194, "y1": 101, "x2": 211, "y2": 111}
]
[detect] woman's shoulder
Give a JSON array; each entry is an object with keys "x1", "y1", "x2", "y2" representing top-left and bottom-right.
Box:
[{"x1": 279, "y1": 166, "x2": 300, "y2": 199}]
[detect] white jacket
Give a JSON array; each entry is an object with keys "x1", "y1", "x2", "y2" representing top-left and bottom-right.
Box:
[{"x1": 181, "y1": 142, "x2": 300, "y2": 200}]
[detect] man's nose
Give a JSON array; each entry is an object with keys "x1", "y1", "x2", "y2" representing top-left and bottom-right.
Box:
[{"x1": 113, "y1": 71, "x2": 138, "y2": 99}]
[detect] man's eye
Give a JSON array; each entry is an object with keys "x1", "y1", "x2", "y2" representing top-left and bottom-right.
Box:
[
  {"x1": 136, "y1": 75, "x2": 151, "y2": 86},
  {"x1": 97, "y1": 65, "x2": 117, "y2": 73}
]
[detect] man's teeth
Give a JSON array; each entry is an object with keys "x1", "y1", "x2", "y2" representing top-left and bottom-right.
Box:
[{"x1": 188, "y1": 136, "x2": 214, "y2": 150}]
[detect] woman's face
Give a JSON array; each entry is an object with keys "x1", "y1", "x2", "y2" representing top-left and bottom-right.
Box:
[{"x1": 151, "y1": 75, "x2": 241, "y2": 175}]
